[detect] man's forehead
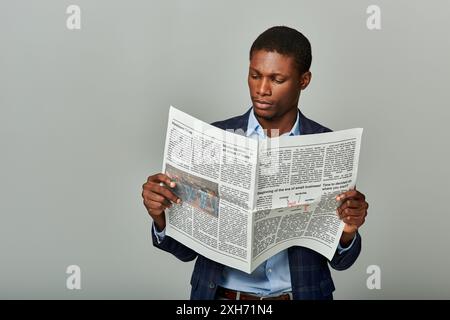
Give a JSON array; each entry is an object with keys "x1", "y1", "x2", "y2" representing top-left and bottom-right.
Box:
[{"x1": 249, "y1": 50, "x2": 296, "y2": 74}]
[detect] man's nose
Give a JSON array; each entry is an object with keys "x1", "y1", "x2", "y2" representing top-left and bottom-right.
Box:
[{"x1": 256, "y1": 78, "x2": 271, "y2": 96}]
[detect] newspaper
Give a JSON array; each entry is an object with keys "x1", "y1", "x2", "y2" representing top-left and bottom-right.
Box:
[{"x1": 162, "y1": 106, "x2": 363, "y2": 274}]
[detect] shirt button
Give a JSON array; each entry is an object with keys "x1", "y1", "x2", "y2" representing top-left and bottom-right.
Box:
[{"x1": 208, "y1": 282, "x2": 216, "y2": 289}]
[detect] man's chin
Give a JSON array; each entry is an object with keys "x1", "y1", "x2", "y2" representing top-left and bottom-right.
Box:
[{"x1": 253, "y1": 106, "x2": 276, "y2": 120}]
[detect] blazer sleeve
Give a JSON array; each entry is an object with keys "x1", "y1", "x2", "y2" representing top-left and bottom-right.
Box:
[
  {"x1": 328, "y1": 232, "x2": 362, "y2": 270},
  {"x1": 151, "y1": 228, "x2": 198, "y2": 262}
]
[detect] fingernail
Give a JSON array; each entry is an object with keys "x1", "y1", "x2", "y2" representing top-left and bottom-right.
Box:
[
  {"x1": 177, "y1": 199, "x2": 181, "y2": 204},
  {"x1": 170, "y1": 182, "x2": 176, "y2": 188}
]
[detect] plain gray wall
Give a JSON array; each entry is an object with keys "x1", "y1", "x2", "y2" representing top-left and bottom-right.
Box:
[{"x1": 1, "y1": 0, "x2": 449, "y2": 299}]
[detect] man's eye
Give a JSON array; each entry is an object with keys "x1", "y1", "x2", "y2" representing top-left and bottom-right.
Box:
[
  {"x1": 273, "y1": 79, "x2": 284, "y2": 84},
  {"x1": 250, "y1": 74, "x2": 260, "y2": 79}
]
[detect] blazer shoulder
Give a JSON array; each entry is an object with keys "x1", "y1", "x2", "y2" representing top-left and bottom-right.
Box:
[
  {"x1": 300, "y1": 111, "x2": 332, "y2": 134},
  {"x1": 210, "y1": 108, "x2": 251, "y2": 132}
]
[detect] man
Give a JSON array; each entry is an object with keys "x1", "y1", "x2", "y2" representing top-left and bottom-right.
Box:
[{"x1": 142, "y1": 26, "x2": 369, "y2": 300}]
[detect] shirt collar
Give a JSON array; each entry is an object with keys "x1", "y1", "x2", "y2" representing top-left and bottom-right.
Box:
[{"x1": 246, "y1": 108, "x2": 301, "y2": 138}]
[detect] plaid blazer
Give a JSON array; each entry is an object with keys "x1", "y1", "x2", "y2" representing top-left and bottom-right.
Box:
[{"x1": 153, "y1": 107, "x2": 362, "y2": 300}]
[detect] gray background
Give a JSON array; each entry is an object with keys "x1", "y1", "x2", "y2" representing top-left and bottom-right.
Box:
[{"x1": 1, "y1": 0, "x2": 449, "y2": 299}]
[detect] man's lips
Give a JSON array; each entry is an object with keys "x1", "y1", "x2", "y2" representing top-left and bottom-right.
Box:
[{"x1": 253, "y1": 99, "x2": 273, "y2": 109}]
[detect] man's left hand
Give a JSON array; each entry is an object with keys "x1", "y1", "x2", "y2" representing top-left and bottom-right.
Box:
[{"x1": 336, "y1": 188, "x2": 369, "y2": 246}]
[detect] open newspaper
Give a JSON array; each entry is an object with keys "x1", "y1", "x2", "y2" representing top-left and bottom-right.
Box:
[{"x1": 162, "y1": 106, "x2": 363, "y2": 274}]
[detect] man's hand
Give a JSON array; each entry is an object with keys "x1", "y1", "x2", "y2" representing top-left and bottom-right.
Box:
[
  {"x1": 336, "y1": 188, "x2": 368, "y2": 246},
  {"x1": 142, "y1": 173, "x2": 181, "y2": 231}
]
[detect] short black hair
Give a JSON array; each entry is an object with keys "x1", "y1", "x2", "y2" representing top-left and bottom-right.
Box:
[{"x1": 250, "y1": 26, "x2": 312, "y2": 74}]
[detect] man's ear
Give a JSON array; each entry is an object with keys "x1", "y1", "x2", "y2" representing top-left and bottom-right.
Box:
[{"x1": 299, "y1": 71, "x2": 312, "y2": 90}]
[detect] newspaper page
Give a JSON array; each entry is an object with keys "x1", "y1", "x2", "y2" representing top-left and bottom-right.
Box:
[
  {"x1": 250, "y1": 129, "x2": 363, "y2": 271},
  {"x1": 163, "y1": 106, "x2": 258, "y2": 272},
  {"x1": 162, "y1": 106, "x2": 363, "y2": 274}
]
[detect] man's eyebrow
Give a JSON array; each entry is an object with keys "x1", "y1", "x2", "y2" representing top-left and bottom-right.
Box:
[
  {"x1": 249, "y1": 67, "x2": 285, "y2": 76},
  {"x1": 249, "y1": 67, "x2": 261, "y2": 73}
]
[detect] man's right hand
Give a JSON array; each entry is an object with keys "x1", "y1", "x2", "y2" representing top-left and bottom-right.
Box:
[{"x1": 142, "y1": 173, "x2": 181, "y2": 231}]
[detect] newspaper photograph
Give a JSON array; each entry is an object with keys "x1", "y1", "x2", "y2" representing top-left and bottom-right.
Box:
[{"x1": 162, "y1": 106, "x2": 363, "y2": 274}]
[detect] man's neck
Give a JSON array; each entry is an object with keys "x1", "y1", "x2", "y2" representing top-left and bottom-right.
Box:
[{"x1": 256, "y1": 107, "x2": 298, "y2": 137}]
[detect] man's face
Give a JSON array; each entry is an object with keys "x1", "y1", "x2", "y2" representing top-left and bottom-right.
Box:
[{"x1": 248, "y1": 50, "x2": 310, "y2": 120}]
